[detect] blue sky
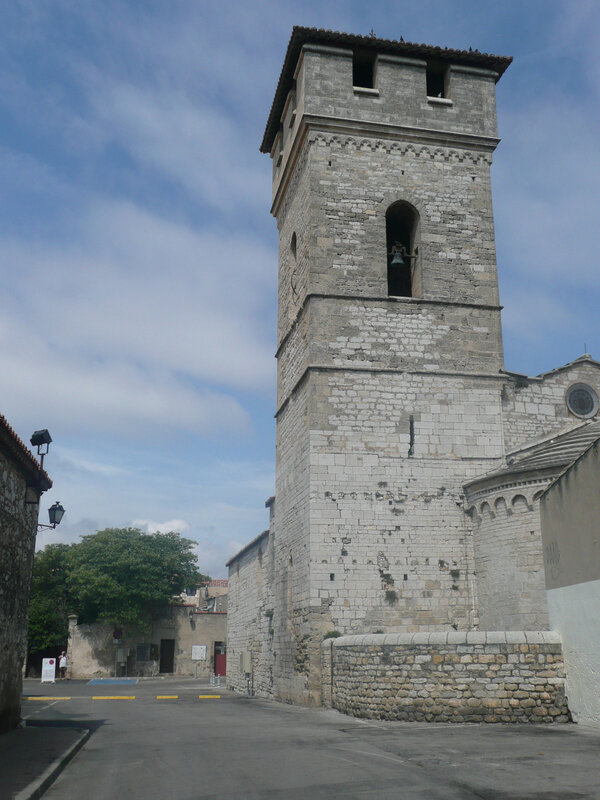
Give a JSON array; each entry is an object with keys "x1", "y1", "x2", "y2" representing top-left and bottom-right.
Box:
[{"x1": 1, "y1": 1, "x2": 599, "y2": 576}]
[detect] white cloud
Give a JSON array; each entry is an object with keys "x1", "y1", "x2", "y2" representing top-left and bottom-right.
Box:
[
  {"x1": 132, "y1": 518, "x2": 191, "y2": 534},
  {"x1": 0, "y1": 197, "x2": 275, "y2": 437},
  {"x1": 53, "y1": 448, "x2": 126, "y2": 477},
  {"x1": 90, "y1": 83, "x2": 270, "y2": 214}
]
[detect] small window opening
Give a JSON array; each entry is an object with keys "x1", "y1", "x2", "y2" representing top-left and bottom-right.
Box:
[
  {"x1": 288, "y1": 87, "x2": 297, "y2": 128},
  {"x1": 353, "y1": 49, "x2": 376, "y2": 88},
  {"x1": 408, "y1": 414, "x2": 415, "y2": 456},
  {"x1": 426, "y1": 61, "x2": 448, "y2": 98},
  {"x1": 329, "y1": 573, "x2": 335, "y2": 581},
  {"x1": 290, "y1": 232, "x2": 297, "y2": 260},
  {"x1": 386, "y1": 201, "x2": 419, "y2": 297}
]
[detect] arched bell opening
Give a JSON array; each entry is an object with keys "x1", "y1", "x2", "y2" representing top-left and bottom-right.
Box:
[{"x1": 386, "y1": 202, "x2": 420, "y2": 297}]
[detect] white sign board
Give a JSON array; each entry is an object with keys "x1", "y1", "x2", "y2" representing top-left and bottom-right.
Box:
[
  {"x1": 191, "y1": 645, "x2": 207, "y2": 661},
  {"x1": 41, "y1": 658, "x2": 56, "y2": 683}
]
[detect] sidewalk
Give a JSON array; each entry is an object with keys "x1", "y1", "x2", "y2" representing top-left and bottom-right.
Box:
[{"x1": 0, "y1": 723, "x2": 89, "y2": 800}]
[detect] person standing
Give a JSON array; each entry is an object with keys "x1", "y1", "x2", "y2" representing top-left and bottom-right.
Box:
[{"x1": 59, "y1": 651, "x2": 68, "y2": 680}]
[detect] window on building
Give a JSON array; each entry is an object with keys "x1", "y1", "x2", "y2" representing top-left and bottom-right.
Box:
[
  {"x1": 136, "y1": 643, "x2": 151, "y2": 661},
  {"x1": 566, "y1": 383, "x2": 599, "y2": 418},
  {"x1": 353, "y1": 49, "x2": 376, "y2": 89},
  {"x1": 386, "y1": 201, "x2": 419, "y2": 297},
  {"x1": 426, "y1": 61, "x2": 449, "y2": 98}
]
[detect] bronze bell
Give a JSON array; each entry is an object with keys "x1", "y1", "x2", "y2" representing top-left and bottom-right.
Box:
[{"x1": 390, "y1": 248, "x2": 405, "y2": 267}]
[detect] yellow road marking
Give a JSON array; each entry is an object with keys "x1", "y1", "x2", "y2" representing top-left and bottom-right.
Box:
[
  {"x1": 92, "y1": 695, "x2": 136, "y2": 700},
  {"x1": 198, "y1": 695, "x2": 221, "y2": 699},
  {"x1": 24, "y1": 696, "x2": 71, "y2": 701},
  {"x1": 156, "y1": 695, "x2": 178, "y2": 699}
]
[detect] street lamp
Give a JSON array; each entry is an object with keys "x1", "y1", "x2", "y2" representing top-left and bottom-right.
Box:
[
  {"x1": 28, "y1": 429, "x2": 66, "y2": 530},
  {"x1": 38, "y1": 501, "x2": 66, "y2": 531}
]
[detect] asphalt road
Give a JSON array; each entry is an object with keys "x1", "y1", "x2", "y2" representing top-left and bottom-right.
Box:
[{"x1": 21, "y1": 678, "x2": 600, "y2": 799}]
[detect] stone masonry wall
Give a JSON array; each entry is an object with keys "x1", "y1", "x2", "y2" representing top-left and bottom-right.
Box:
[
  {"x1": 502, "y1": 363, "x2": 600, "y2": 452},
  {"x1": 323, "y1": 631, "x2": 569, "y2": 723},
  {"x1": 68, "y1": 607, "x2": 226, "y2": 679},
  {"x1": 307, "y1": 370, "x2": 505, "y2": 635},
  {"x1": 273, "y1": 44, "x2": 499, "y2": 195},
  {"x1": 0, "y1": 448, "x2": 39, "y2": 733},
  {"x1": 305, "y1": 135, "x2": 500, "y2": 309},
  {"x1": 226, "y1": 531, "x2": 275, "y2": 696},
  {"x1": 468, "y1": 486, "x2": 550, "y2": 631}
]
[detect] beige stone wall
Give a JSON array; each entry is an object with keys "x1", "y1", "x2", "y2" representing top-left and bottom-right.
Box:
[
  {"x1": 253, "y1": 39, "x2": 510, "y2": 706},
  {"x1": 273, "y1": 44, "x2": 499, "y2": 200},
  {"x1": 228, "y1": 33, "x2": 592, "y2": 712},
  {"x1": 502, "y1": 363, "x2": 600, "y2": 452},
  {"x1": 67, "y1": 607, "x2": 226, "y2": 679},
  {"x1": 226, "y1": 532, "x2": 275, "y2": 696},
  {"x1": 304, "y1": 369, "x2": 508, "y2": 638},
  {"x1": 323, "y1": 631, "x2": 569, "y2": 723},
  {"x1": 468, "y1": 484, "x2": 550, "y2": 631},
  {"x1": 0, "y1": 448, "x2": 39, "y2": 731}
]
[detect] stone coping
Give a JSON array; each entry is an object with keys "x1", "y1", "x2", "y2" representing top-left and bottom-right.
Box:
[{"x1": 324, "y1": 630, "x2": 562, "y2": 648}]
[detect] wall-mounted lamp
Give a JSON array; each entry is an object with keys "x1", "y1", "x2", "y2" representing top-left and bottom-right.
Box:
[{"x1": 38, "y1": 501, "x2": 66, "y2": 531}]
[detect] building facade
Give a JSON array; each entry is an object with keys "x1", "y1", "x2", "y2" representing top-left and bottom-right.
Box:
[
  {"x1": 0, "y1": 415, "x2": 51, "y2": 732},
  {"x1": 227, "y1": 28, "x2": 600, "y2": 709},
  {"x1": 67, "y1": 592, "x2": 227, "y2": 680},
  {"x1": 540, "y1": 438, "x2": 600, "y2": 727}
]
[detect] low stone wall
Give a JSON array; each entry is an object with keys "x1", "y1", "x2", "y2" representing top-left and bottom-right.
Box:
[{"x1": 322, "y1": 631, "x2": 570, "y2": 723}]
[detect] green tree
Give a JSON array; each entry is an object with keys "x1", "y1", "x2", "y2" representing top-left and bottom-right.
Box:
[
  {"x1": 28, "y1": 528, "x2": 209, "y2": 649},
  {"x1": 27, "y1": 543, "x2": 73, "y2": 652},
  {"x1": 67, "y1": 528, "x2": 208, "y2": 629}
]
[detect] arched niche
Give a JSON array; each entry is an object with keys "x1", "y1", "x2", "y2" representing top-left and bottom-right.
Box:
[
  {"x1": 494, "y1": 496, "x2": 508, "y2": 516},
  {"x1": 511, "y1": 494, "x2": 530, "y2": 513},
  {"x1": 386, "y1": 201, "x2": 420, "y2": 298},
  {"x1": 479, "y1": 501, "x2": 493, "y2": 520}
]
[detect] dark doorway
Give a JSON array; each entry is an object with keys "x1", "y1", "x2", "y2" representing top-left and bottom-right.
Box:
[
  {"x1": 214, "y1": 641, "x2": 227, "y2": 677},
  {"x1": 159, "y1": 639, "x2": 175, "y2": 673},
  {"x1": 26, "y1": 646, "x2": 63, "y2": 678}
]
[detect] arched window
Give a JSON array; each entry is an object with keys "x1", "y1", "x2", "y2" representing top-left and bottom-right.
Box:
[{"x1": 386, "y1": 202, "x2": 419, "y2": 297}]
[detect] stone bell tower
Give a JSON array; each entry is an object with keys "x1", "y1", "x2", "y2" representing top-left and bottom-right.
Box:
[{"x1": 261, "y1": 28, "x2": 512, "y2": 704}]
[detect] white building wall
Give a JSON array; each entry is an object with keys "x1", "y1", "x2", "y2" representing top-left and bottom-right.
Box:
[
  {"x1": 546, "y1": 581, "x2": 600, "y2": 727},
  {"x1": 541, "y1": 438, "x2": 600, "y2": 727}
]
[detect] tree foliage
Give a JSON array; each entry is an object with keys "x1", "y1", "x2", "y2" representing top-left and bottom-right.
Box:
[
  {"x1": 27, "y1": 543, "x2": 72, "y2": 652},
  {"x1": 28, "y1": 528, "x2": 208, "y2": 651}
]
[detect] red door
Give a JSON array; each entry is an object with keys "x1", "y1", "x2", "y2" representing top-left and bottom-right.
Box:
[
  {"x1": 214, "y1": 641, "x2": 226, "y2": 676},
  {"x1": 215, "y1": 653, "x2": 226, "y2": 676}
]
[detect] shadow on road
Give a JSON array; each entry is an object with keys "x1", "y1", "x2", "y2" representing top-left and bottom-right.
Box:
[{"x1": 26, "y1": 717, "x2": 106, "y2": 734}]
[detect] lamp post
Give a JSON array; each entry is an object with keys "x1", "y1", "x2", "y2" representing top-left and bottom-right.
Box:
[{"x1": 29, "y1": 429, "x2": 66, "y2": 531}]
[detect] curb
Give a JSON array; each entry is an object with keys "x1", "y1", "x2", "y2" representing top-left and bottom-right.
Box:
[{"x1": 14, "y1": 728, "x2": 90, "y2": 800}]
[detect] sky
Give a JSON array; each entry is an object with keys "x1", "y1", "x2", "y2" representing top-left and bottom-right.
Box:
[{"x1": 1, "y1": 0, "x2": 599, "y2": 577}]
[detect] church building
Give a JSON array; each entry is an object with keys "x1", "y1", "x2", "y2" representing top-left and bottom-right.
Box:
[{"x1": 226, "y1": 27, "x2": 600, "y2": 711}]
